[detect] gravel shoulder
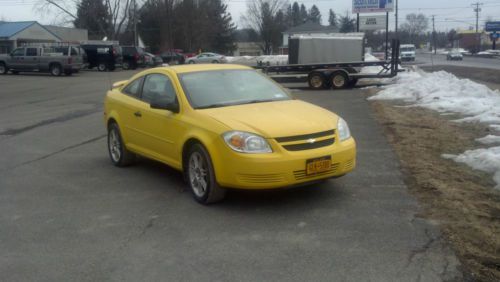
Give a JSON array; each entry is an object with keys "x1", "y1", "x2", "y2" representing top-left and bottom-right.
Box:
[{"x1": 366, "y1": 88, "x2": 500, "y2": 281}]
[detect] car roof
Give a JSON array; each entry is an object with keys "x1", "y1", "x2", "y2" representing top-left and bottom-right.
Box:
[{"x1": 158, "y1": 64, "x2": 251, "y2": 74}]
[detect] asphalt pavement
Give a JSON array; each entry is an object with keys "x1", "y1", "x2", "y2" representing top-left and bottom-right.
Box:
[
  {"x1": 0, "y1": 70, "x2": 463, "y2": 281},
  {"x1": 414, "y1": 52, "x2": 500, "y2": 70}
]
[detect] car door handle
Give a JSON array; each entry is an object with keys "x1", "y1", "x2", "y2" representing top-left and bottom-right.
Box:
[{"x1": 134, "y1": 111, "x2": 142, "y2": 117}]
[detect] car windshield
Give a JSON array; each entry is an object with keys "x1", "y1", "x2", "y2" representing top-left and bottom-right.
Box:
[
  {"x1": 179, "y1": 70, "x2": 292, "y2": 109},
  {"x1": 401, "y1": 47, "x2": 415, "y2": 52}
]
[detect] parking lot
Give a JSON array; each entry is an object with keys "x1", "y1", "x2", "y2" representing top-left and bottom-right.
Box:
[{"x1": 0, "y1": 71, "x2": 463, "y2": 281}]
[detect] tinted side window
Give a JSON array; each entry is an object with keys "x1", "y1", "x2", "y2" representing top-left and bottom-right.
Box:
[
  {"x1": 122, "y1": 77, "x2": 144, "y2": 98},
  {"x1": 26, "y1": 48, "x2": 38, "y2": 56},
  {"x1": 142, "y1": 74, "x2": 177, "y2": 104}
]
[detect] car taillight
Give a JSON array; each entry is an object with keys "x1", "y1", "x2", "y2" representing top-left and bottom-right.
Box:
[
  {"x1": 68, "y1": 57, "x2": 72, "y2": 64},
  {"x1": 134, "y1": 53, "x2": 139, "y2": 60}
]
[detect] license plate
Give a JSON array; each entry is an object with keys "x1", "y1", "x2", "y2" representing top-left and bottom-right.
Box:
[{"x1": 306, "y1": 156, "x2": 332, "y2": 175}]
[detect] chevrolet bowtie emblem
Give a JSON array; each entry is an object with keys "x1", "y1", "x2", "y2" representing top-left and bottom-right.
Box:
[{"x1": 306, "y1": 138, "x2": 316, "y2": 144}]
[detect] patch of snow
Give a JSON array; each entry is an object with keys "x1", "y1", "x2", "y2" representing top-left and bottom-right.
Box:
[
  {"x1": 225, "y1": 55, "x2": 288, "y2": 65},
  {"x1": 370, "y1": 70, "x2": 500, "y2": 188},
  {"x1": 476, "y1": 135, "x2": 500, "y2": 145},
  {"x1": 443, "y1": 147, "x2": 500, "y2": 189},
  {"x1": 364, "y1": 53, "x2": 379, "y2": 62}
]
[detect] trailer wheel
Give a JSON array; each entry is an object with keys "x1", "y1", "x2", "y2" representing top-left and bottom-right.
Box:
[
  {"x1": 308, "y1": 72, "x2": 327, "y2": 90},
  {"x1": 330, "y1": 72, "x2": 348, "y2": 89}
]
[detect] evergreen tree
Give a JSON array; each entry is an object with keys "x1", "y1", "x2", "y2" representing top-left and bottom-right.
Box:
[
  {"x1": 339, "y1": 13, "x2": 356, "y2": 33},
  {"x1": 73, "y1": 0, "x2": 109, "y2": 39},
  {"x1": 308, "y1": 5, "x2": 321, "y2": 24},
  {"x1": 328, "y1": 9, "x2": 337, "y2": 27},
  {"x1": 299, "y1": 4, "x2": 308, "y2": 23},
  {"x1": 208, "y1": 0, "x2": 237, "y2": 53},
  {"x1": 291, "y1": 2, "x2": 301, "y2": 26}
]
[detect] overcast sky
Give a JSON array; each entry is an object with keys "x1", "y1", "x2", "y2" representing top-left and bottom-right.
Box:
[{"x1": 1, "y1": 0, "x2": 500, "y2": 31}]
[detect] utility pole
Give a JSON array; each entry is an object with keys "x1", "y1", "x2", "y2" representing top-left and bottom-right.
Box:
[
  {"x1": 432, "y1": 15, "x2": 436, "y2": 54},
  {"x1": 395, "y1": 0, "x2": 398, "y2": 36},
  {"x1": 133, "y1": 0, "x2": 138, "y2": 47},
  {"x1": 472, "y1": 2, "x2": 483, "y2": 54}
]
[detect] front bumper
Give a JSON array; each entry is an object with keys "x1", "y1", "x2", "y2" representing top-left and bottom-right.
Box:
[{"x1": 212, "y1": 137, "x2": 356, "y2": 189}]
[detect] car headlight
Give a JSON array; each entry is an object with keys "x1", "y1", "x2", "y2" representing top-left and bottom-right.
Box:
[
  {"x1": 222, "y1": 131, "x2": 272, "y2": 153},
  {"x1": 337, "y1": 117, "x2": 351, "y2": 141}
]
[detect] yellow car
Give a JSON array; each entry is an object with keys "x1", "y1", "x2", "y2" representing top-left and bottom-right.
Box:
[{"x1": 104, "y1": 64, "x2": 356, "y2": 204}]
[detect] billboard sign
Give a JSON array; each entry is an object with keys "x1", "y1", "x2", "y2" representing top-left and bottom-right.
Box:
[
  {"x1": 353, "y1": 0, "x2": 394, "y2": 13},
  {"x1": 359, "y1": 15, "x2": 387, "y2": 31},
  {"x1": 485, "y1": 21, "x2": 500, "y2": 32}
]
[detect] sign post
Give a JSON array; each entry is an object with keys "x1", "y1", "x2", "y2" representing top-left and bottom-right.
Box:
[
  {"x1": 486, "y1": 22, "x2": 500, "y2": 50},
  {"x1": 353, "y1": 0, "x2": 394, "y2": 60}
]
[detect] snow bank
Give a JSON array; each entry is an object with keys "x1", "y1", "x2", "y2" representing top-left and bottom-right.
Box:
[
  {"x1": 226, "y1": 55, "x2": 288, "y2": 65},
  {"x1": 443, "y1": 148, "x2": 500, "y2": 189},
  {"x1": 369, "y1": 70, "x2": 500, "y2": 189},
  {"x1": 476, "y1": 135, "x2": 500, "y2": 145}
]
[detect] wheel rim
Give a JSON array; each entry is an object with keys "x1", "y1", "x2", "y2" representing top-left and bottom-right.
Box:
[
  {"x1": 333, "y1": 75, "x2": 345, "y2": 87},
  {"x1": 0, "y1": 65, "x2": 5, "y2": 73},
  {"x1": 109, "y1": 129, "x2": 121, "y2": 162},
  {"x1": 310, "y1": 75, "x2": 323, "y2": 88},
  {"x1": 189, "y1": 152, "x2": 208, "y2": 197},
  {"x1": 52, "y1": 67, "x2": 60, "y2": 76},
  {"x1": 99, "y1": 64, "x2": 106, "y2": 71},
  {"x1": 123, "y1": 62, "x2": 129, "y2": 69}
]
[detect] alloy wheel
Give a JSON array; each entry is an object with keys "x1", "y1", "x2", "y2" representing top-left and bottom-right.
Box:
[{"x1": 189, "y1": 152, "x2": 208, "y2": 198}]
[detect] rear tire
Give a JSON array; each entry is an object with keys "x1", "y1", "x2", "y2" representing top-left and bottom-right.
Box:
[
  {"x1": 187, "y1": 143, "x2": 226, "y2": 204},
  {"x1": 122, "y1": 61, "x2": 130, "y2": 70},
  {"x1": 98, "y1": 63, "x2": 107, "y2": 72},
  {"x1": 107, "y1": 123, "x2": 136, "y2": 167},
  {"x1": 330, "y1": 71, "x2": 348, "y2": 89},
  {"x1": 212, "y1": 60, "x2": 219, "y2": 64},
  {"x1": 0, "y1": 62, "x2": 7, "y2": 74},
  {"x1": 308, "y1": 72, "x2": 326, "y2": 90},
  {"x1": 50, "y1": 64, "x2": 62, "y2": 76}
]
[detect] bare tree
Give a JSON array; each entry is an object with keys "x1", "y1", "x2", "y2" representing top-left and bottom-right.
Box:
[
  {"x1": 37, "y1": 0, "x2": 133, "y2": 40},
  {"x1": 400, "y1": 13, "x2": 429, "y2": 44},
  {"x1": 242, "y1": 0, "x2": 288, "y2": 54}
]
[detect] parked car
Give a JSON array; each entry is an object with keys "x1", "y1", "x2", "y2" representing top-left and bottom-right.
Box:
[
  {"x1": 121, "y1": 46, "x2": 145, "y2": 70},
  {"x1": 0, "y1": 45, "x2": 84, "y2": 76},
  {"x1": 81, "y1": 43, "x2": 122, "y2": 71},
  {"x1": 159, "y1": 51, "x2": 185, "y2": 64},
  {"x1": 186, "y1": 52, "x2": 227, "y2": 64},
  {"x1": 447, "y1": 49, "x2": 464, "y2": 61},
  {"x1": 144, "y1": 52, "x2": 164, "y2": 67},
  {"x1": 104, "y1": 65, "x2": 356, "y2": 204}
]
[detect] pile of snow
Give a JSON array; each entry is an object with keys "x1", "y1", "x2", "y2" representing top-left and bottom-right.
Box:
[
  {"x1": 226, "y1": 55, "x2": 288, "y2": 65},
  {"x1": 476, "y1": 135, "x2": 500, "y2": 145},
  {"x1": 369, "y1": 70, "x2": 500, "y2": 189},
  {"x1": 443, "y1": 148, "x2": 500, "y2": 189}
]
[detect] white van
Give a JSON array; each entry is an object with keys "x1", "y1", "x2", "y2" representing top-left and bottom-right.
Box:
[{"x1": 400, "y1": 44, "x2": 416, "y2": 61}]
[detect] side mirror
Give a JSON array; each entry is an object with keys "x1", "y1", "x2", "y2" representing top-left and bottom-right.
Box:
[{"x1": 150, "y1": 97, "x2": 179, "y2": 113}]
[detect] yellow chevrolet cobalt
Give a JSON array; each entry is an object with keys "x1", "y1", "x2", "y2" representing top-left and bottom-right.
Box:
[{"x1": 104, "y1": 64, "x2": 356, "y2": 204}]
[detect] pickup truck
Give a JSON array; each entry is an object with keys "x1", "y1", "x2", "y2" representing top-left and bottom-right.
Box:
[{"x1": 0, "y1": 45, "x2": 84, "y2": 76}]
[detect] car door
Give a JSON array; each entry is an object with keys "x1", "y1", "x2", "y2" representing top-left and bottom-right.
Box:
[
  {"x1": 9, "y1": 48, "x2": 25, "y2": 69},
  {"x1": 115, "y1": 77, "x2": 146, "y2": 152},
  {"x1": 196, "y1": 54, "x2": 208, "y2": 63},
  {"x1": 24, "y1": 47, "x2": 39, "y2": 70},
  {"x1": 133, "y1": 73, "x2": 184, "y2": 167}
]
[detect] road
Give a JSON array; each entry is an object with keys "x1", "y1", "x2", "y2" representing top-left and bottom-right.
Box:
[
  {"x1": 0, "y1": 70, "x2": 463, "y2": 281},
  {"x1": 414, "y1": 52, "x2": 500, "y2": 70}
]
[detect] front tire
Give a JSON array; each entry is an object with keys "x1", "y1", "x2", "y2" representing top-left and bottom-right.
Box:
[
  {"x1": 187, "y1": 144, "x2": 226, "y2": 204},
  {"x1": 98, "y1": 63, "x2": 107, "y2": 72},
  {"x1": 107, "y1": 123, "x2": 136, "y2": 167}
]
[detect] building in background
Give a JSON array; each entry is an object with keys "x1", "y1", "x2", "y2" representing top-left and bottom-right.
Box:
[
  {"x1": 456, "y1": 29, "x2": 493, "y2": 52},
  {"x1": 233, "y1": 42, "x2": 264, "y2": 56},
  {"x1": 0, "y1": 21, "x2": 88, "y2": 54}
]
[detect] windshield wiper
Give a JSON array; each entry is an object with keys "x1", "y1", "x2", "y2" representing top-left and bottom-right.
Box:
[
  {"x1": 196, "y1": 99, "x2": 282, "y2": 110},
  {"x1": 195, "y1": 103, "x2": 234, "y2": 109},
  {"x1": 237, "y1": 99, "x2": 281, "y2": 105}
]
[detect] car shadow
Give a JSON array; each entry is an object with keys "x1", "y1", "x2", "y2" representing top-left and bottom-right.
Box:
[{"x1": 131, "y1": 157, "x2": 342, "y2": 209}]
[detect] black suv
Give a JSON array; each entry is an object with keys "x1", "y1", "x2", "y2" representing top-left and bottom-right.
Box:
[
  {"x1": 121, "y1": 46, "x2": 145, "y2": 70},
  {"x1": 159, "y1": 51, "x2": 185, "y2": 64},
  {"x1": 81, "y1": 43, "x2": 122, "y2": 71}
]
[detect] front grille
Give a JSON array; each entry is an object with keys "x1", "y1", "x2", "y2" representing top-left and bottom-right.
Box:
[
  {"x1": 283, "y1": 138, "x2": 335, "y2": 151},
  {"x1": 344, "y1": 159, "x2": 355, "y2": 171},
  {"x1": 275, "y1": 130, "x2": 334, "y2": 143},
  {"x1": 237, "y1": 173, "x2": 285, "y2": 184},
  {"x1": 275, "y1": 129, "x2": 335, "y2": 151},
  {"x1": 293, "y1": 163, "x2": 340, "y2": 180}
]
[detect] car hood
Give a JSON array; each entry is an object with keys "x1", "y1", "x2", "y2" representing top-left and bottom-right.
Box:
[{"x1": 199, "y1": 100, "x2": 338, "y2": 138}]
